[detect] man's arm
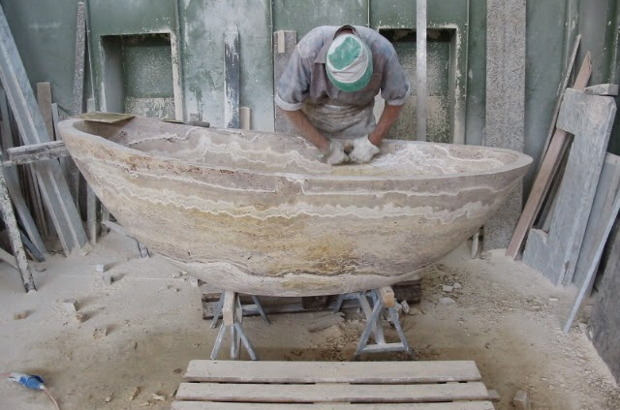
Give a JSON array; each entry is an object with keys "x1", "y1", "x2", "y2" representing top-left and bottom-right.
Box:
[
  {"x1": 280, "y1": 108, "x2": 331, "y2": 154},
  {"x1": 368, "y1": 103, "x2": 403, "y2": 146}
]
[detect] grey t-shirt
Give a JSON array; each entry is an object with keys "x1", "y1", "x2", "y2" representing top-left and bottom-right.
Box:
[{"x1": 276, "y1": 25, "x2": 411, "y2": 111}]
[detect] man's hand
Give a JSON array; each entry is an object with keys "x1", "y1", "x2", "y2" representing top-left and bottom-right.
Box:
[
  {"x1": 321, "y1": 140, "x2": 350, "y2": 165},
  {"x1": 349, "y1": 135, "x2": 380, "y2": 164}
]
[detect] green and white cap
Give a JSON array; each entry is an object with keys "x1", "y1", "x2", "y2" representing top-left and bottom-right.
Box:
[{"x1": 325, "y1": 34, "x2": 373, "y2": 92}]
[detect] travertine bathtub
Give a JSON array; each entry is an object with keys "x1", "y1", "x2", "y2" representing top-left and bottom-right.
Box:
[{"x1": 59, "y1": 116, "x2": 531, "y2": 296}]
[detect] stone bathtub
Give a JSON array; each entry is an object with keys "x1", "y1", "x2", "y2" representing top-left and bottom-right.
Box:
[{"x1": 59, "y1": 116, "x2": 532, "y2": 297}]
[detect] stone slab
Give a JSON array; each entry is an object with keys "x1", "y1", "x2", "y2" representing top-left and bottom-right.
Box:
[
  {"x1": 523, "y1": 89, "x2": 617, "y2": 285},
  {"x1": 591, "y1": 209, "x2": 620, "y2": 384},
  {"x1": 572, "y1": 153, "x2": 620, "y2": 288},
  {"x1": 483, "y1": 0, "x2": 527, "y2": 250}
]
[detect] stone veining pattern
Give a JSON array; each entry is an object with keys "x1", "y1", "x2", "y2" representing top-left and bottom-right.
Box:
[{"x1": 59, "y1": 117, "x2": 531, "y2": 296}]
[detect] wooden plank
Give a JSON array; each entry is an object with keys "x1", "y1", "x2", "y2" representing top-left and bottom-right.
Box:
[
  {"x1": 5, "y1": 141, "x2": 68, "y2": 165},
  {"x1": 172, "y1": 402, "x2": 496, "y2": 410},
  {"x1": 0, "y1": 89, "x2": 46, "y2": 254},
  {"x1": 0, "y1": 245, "x2": 18, "y2": 269},
  {"x1": 184, "y1": 360, "x2": 481, "y2": 384},
  {"x1": 86, "y1": 186, "x2": 97, "y2": 245},
  {"x1": 0, "y1": 170, "x2": 36, "y2": 292},
  {"x1": 591, "y1": 211, "x2": 620, "y2": 383},
  {"x1": 537, "y1": 35, "x2": 581, "y2": 164},
  {"x1": 224, "y1": 30, "x2": 240, "y2": 129},
  {"x1": 273, "y1": 30, "x2": 297, "y2": 134},
  {"x1": 176, "y1": 382, "x2": 489, "y2": 403},
  {"x1": 36, "y1": 82, "x2": 54, "y2": 140},
  {"x1": 506, "y1": 54, "x2": 592, "y2": 259},
  {"x1": 0, "y1": 5, "x2": 87, "y2": 255},
  {"x1": 222, "y1": 291, "x2": 236, "y2": 326},
  {"x1": 572, "y1": 154, "x2": 620, "y2": 287},
  {"x1": 378, "y1": 286, "x2": 395, "y2": 308},
  {"x1": 523, "y1": 88, "x2": 616, "y2": 285}
]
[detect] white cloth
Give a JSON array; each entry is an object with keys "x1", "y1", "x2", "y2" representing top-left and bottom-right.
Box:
[
  {"x1": 322, "y1": 139, "x2": 349, "y2": 165},
  {"x1": 349, "y1": 135, "x2": 380, "y2": 164}
]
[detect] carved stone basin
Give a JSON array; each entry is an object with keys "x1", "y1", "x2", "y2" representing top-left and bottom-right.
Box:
[{"x1": 59, "y1": 116, "x2": 532, "y2": 297}]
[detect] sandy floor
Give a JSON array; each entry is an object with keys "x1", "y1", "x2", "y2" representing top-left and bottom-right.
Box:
[{"x1": 0, "y1": 232, "x2": 618, "y2": 410}]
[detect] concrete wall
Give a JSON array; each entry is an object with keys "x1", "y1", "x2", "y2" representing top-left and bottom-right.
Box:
[{"x1": 1, "y1": 0, "x2": 619, "y2": 164}]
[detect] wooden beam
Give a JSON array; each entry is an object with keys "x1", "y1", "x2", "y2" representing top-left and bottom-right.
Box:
[
  {"x1": 185, "y1": 360, "x2": 482, "y2": 384},
  {"x1": 172, "y1": 402, "x2": 496, "y2": 410},
  {"x1": 175, "y1": 381, "x2": 490, "y2": 403},
  {"x1": 0, "y1": 169, "x2": 36, "y2": 292},
  {"x1": 36, "y1": 82, "x2": 54, "y2": 140},
  {"x1": 0, "y1": 89, "x2": 46, "y2": 255},
  {"x1": 4, "y1": 141, "x2": 68, "y2": 166}
]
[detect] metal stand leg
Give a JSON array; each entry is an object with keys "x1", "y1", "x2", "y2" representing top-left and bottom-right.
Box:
[
  {"x1": 336, "y1": 286, "x2": 412, "y2": 359},
  {"x1": 210, "y1": 291, "x2": 259, "y2": 361}
]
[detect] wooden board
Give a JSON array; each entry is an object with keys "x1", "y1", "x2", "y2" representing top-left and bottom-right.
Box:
[
  {"x1": 184, "y1": 360, "x2": 481, "y2": 384},
  {"x1": 176, "y1": 382, "x2": 489, "y2": 403},
  {"x1": 0, "y1": 89, "x2": 46, "y2": 255},
  {"x1": 172, "y1": 402, "x2": 496, "y2": 410},
  {"x1": 591, "y1": 213, "x2": 620, "y2": 383},
  {"x1": 522, "y1": 88, "x2": 616, "y2": 285},
  {"x1": 36, "y1": 82, "x2": 54, "y2": 140},
  {"x1": 174, "y1": 360, "x2": 493, "y2": 409}
]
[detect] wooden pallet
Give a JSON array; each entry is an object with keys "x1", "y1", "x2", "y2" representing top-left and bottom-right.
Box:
[{"x1": 171, "y1": 360, "x2": 495, "y2": 410}]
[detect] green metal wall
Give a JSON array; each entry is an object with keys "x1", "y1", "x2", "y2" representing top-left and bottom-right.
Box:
[{"x1": 1, "y1": 0, "x2": 619, "y2": 161}]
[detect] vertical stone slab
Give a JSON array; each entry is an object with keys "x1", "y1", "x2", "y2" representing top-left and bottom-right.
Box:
[
  {"x1": 273, "y1": 30, "x2": 297, "y2": 134},
  {"x1": 523, "y1": 89, "x2": 616, "y2": 285},
  {"x1": 224, "y1": 30, "x2": 240, "y2": 129},
  {"x1": 483, "y1": 0, "x2": 527, "y2": 250},
  {"x1": 572, "y1": 154, "x2": 620, "y2": 288},
  {"x1": 591, "y1": 212, "x2": 620, "y2": 384}
]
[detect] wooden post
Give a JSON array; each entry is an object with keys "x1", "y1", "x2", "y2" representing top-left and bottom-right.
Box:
[
  {"x1": 0, "y1": 170, "x2": 36, "y2": 292},
  {"x1": 0, "y1": 89, "x2": 46, "y2": 255}
]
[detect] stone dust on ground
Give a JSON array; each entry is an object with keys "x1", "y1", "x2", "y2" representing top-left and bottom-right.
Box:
[{"x1": 0, "y1": 233, "x2": 618, "y2": 410}]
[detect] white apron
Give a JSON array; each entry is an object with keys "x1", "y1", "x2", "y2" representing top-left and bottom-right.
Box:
[{"x1": 302, "y1": 100, "x2": 376, "y2": 141}]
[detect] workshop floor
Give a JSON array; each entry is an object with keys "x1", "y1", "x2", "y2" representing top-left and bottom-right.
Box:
[{"x1": 0, "y1": 232, "x2": 617, "y2": 410}]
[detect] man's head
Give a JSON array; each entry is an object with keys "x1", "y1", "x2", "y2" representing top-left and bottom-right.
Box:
[{"x1": 325, "y1": 32, "x2": 373, "y2": 93}]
